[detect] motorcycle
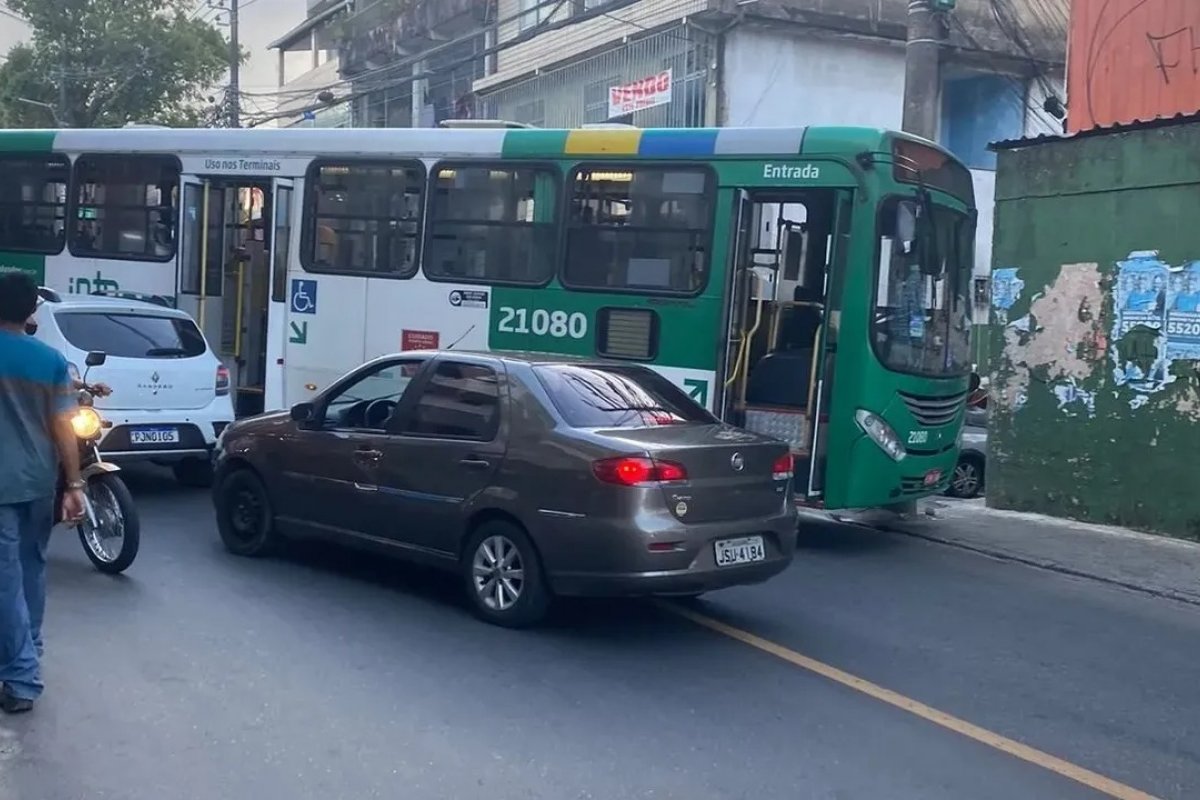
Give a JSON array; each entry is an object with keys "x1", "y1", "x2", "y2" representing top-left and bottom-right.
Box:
[{"x1": 58, "y1": 351, "x2": 141, "y2": 574}]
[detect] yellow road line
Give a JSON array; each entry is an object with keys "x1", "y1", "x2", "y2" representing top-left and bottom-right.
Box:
[{"x1": 665, "y1": 603, "x2": 1160, "y2": 800}]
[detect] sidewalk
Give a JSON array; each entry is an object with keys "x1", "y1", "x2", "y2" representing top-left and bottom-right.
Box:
[{"x1": 833, "y1": 499, "x2": 1200, "y2": 606}]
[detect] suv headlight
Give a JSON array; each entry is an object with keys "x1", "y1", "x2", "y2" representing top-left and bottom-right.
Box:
[{"x1": 854, "y1": 409, "x2": 906, "y2": 462}]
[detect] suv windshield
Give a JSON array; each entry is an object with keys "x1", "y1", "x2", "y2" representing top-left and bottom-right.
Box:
[
  {"x1": 534, "y1": 364, "x2": 715, "y2": 429},
  {"x1": 55, "y1": 311, "x2": 207, "y2": 359},
  {"x1": 872, "y1": 197, "x2": 974, "y2": 376}
]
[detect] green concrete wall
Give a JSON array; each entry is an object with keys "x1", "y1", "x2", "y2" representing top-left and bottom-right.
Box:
[{"x1": 990, "y1": 120, "x2": 1200, "y2": 540}]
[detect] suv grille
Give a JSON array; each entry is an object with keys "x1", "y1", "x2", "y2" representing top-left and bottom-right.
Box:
[{"x1": 898, "y1": 391, "x2": 967, "y2": 427}]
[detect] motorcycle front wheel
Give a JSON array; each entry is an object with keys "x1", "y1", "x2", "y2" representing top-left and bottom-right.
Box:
[{"x1": 78, "y1": 473, "x2": 140, "y2": 574}]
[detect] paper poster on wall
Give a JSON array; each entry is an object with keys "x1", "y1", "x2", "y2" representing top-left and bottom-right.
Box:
[
  {"x1": 990, "y1": 267, "x2": 1024, "y2": 326},
  {"x1": 1112, "y1": 251, "x2": 1172, "y2": 393},
  {"x1": 1166, "y1": 260, "x2": 1200, "y2": 360}
]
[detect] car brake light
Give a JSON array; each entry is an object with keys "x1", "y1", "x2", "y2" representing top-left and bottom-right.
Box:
[
  {"x1": 772, "y1": 453, "x2": 794, "y2": 481},
  {"x1": 215, "y1": 364, "x2": 231, "y2": 396},
  {"x1": 593, "y1": 456, "x2": 687, "y2": 486}
]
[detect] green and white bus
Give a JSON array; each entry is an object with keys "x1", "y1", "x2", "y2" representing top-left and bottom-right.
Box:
[{"x1": 0, "y1": 124, "x2": 975, "y2": 510}]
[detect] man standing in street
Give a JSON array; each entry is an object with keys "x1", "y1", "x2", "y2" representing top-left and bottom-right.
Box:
[{"x1": 0, "y1": 270, "x2": 85, "y2": 713}]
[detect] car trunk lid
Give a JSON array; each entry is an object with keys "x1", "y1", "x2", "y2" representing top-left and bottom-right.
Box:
[
  {"x1": 93, "y1": 357, "x2": 217, "y2": 411},
  {"x1": 599, "y1": 424, "x2": 791, "y2": 524}
]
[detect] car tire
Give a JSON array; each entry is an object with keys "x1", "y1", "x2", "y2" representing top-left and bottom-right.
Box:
[
  {"x1": 462, "y1": 520, "x2": 550, "y2": 628},
  {"x1": 215, "y1": 469, "x2": 277, "y2": 557},
  {"x1": 173, "y1": 457, "x2": 215, "y2": 488},
  {"x1": 946, "y1": 454, "x2": 984, "y2": 499}
]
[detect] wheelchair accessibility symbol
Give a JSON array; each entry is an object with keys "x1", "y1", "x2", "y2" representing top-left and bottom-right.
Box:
[{"x1": 290, "y1": 279, "x2": 317, "y2": 315}]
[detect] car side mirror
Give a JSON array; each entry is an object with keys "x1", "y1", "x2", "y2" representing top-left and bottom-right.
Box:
[
  {"x1": 290, "y1": 402, "x2": 315, "y2": 424},
  {"x1": 85, "y1": 351, "x2": 107, "y2": 368}
]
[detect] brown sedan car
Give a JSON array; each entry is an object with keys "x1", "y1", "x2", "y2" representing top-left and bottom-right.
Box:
[{"x1": 212, "y1": 351, "x2": 798, "y2": 627}]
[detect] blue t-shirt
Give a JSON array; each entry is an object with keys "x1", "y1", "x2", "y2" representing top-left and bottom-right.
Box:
[{"x1": 0, "y1": 331, "x2": 77, "y2": 505}]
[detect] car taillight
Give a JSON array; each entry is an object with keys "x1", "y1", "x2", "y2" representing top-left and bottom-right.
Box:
[
  {"x1": 593, "y1": 456, "x2": 688, "y2": 486},
  {"x1": 215, "y1": 365, "x2": 230, "y2": 396},
  {"x1": 772, "y1": 453, "x2": 794, "y2": 481}
]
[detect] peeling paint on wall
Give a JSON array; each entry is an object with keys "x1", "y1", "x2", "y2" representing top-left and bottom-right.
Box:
[
  {"x1": 995, "y1": 262, "x2": 1106, "y2": 416},
  {"x1": 991, "y1": 122, "x2": 1200, "y2": 539}
]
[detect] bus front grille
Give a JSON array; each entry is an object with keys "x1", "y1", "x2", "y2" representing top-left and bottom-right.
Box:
[{"x1": 898, "y1": 391, "x2": 967, "y2": 427}]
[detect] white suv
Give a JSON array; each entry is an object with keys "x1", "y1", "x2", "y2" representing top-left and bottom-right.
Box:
[{"x1": 32, "y1": 290, "x2": 235, "y2": 487}]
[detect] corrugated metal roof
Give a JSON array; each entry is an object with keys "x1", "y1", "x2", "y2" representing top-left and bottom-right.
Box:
[{"x1": 990, "y1": 110, "x2": 1200, "y2": 152}]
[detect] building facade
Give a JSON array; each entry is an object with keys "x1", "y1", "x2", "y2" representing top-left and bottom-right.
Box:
[{"x1": 269, "y1": 0, "x2": 352, "y2": 127}]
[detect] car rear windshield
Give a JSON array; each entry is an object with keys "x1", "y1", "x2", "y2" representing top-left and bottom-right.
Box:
[
  {"x1": 55, "y1": 311, "x2": 207, "y2": 359},
  {"x1": 534, "y1": 364, "x2": 715, "y2": 429}
]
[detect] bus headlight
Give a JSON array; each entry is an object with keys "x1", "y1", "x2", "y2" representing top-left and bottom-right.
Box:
[
  {"x1": 854, "y1": 409, "x2": 906, "y2": 462},
  {"x1": 71, "y1": 407, "x2": 103, "y2": 440}
]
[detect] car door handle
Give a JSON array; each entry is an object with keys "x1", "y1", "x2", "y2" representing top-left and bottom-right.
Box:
[
  {"x1": 354, "y1": 449, "x2": 382, "y2": 461},
  {"x1": 460, "y1": 457, "x2": 490, "y2": 469}
]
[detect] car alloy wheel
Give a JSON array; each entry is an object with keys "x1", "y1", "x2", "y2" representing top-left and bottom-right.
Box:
[
  {"x1": 950, "y1": 459, "x2": 982, "y2": 498},
  {"x1": 472, "y1": 534, "x2": 525, "y2": 612}
]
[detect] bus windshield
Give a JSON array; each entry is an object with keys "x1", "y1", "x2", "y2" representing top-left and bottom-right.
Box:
[{"x1": 872, "y1": 197, "x2": 974, "y2": 377}]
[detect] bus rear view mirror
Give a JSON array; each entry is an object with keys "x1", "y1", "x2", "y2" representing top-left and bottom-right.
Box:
[
  {"x1": 969, "y1": 372, "x2": 981, "y2": 392},
  {"x1": 895, "y1": 200, "x2": 918, "y2": 254}
]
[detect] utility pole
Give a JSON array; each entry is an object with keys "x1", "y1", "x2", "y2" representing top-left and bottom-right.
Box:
[
  {"x1": 227, "y1": 0, "x2": 241, "y2": 128},
  {"x1": 58, "y1": 57, "x2": 69, "y2": 127},
  {"x1": 901, "y1": 0, "x2": 948, "y2": 141}
]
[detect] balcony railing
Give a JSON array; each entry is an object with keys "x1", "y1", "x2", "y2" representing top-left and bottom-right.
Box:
[{"x1": 339, "y1": 0, "x2": 495, "y2": 75}]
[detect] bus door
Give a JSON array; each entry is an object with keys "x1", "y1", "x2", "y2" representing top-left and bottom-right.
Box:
[
  {"x1": 176, "y1": 176, "x2": 223, "y2": 350},
  {"x1": 264, "y1": 178, "x2": 293, "y2": 413},
  {"x1": 720, "y1": 188, "x2": 850, "y2": 502},
  {"x1": 175, "y1": 176, "x2": 276, "y2": 416}
]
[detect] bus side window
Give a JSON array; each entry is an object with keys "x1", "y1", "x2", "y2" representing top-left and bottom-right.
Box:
[
  {"x1": 302, "y1": 160, "x2": 424, "y2": 278},
  {"x1": 0, "y1": 154, "x2": 69, "y2": 256},
  {"x1": 563, "y1": 165, "x2": 713, "y2": 295},
  {"x1": 424, "y1": 163, "x2": 559, "y2": 286},
  {"x1": 71, "y1": 154, "x2": 181, "y2": 263}
]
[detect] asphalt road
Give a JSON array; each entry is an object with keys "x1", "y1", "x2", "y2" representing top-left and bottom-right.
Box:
[{"x1": 2, "y1": 469, "x2": 1197, "y2": 800}]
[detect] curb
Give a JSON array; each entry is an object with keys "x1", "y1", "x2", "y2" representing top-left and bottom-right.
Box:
[{"x1": 880, "y1": 522, "x2": 1200, "y2": 609}]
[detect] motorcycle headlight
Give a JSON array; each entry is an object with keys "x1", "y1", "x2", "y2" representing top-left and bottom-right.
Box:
[
  {"x1": 71, "y1": 407, "x2": 103, "y2": 440},
  {"x1": 854, "y1": 409, "x2": 906, "y2": 462}
]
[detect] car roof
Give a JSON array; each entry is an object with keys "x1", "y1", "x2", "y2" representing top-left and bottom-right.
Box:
[
  {"x1": 382, "y1": 349, "x2": 638, "y2": 368},
  {"x1": 40, "y1": 293, "x2": 191, "y2": 318}
]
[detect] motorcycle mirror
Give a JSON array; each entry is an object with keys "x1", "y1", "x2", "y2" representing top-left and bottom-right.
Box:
[
  {"x1": 290, "y1": 402, "x2": 314, "y2": 423},
  {"x1": 85, "y1": 351, "x2": 107, "y2": 368}
]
